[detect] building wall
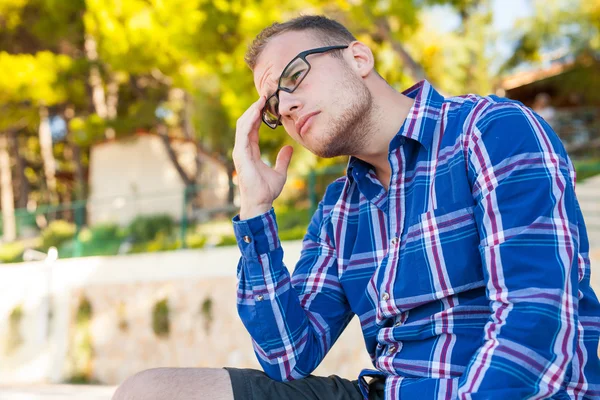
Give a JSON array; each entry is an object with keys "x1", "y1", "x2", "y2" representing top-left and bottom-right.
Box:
[
  {"x1": 87, "y1": 135, "x2": 230, "y2": 226},
  {"x1": 88, "y1": 135, "x2": 188, "y2": 226},
  {"x1": 195, "y1": 151, "x2": 232, "y2": 210}
]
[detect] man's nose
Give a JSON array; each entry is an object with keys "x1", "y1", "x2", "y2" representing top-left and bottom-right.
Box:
[{"x1": 277, "y1": 90, "x2": 301, "y2": 120}]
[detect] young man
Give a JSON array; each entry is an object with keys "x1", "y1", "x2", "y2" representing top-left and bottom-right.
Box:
[{"x1": 113, "y1": 15, "x2": 600, "y2": 400}]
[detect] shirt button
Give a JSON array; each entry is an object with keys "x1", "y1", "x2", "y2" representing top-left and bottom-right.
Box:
[
  {"x1": 243, "y1": 235, "x2": 252, "y2": 243},
  {"x1": 387, "y1": 346, "x2": 397, "y2": 354},
  {"x1": 256, "y1": 294, "x2": 264, "y2": 301},
  {"x1": 390, "y1": 237, "x2": 399, "y2": 245},
  {"x1": 381, "y1": 292, "x2": 390, "y2": 301}
]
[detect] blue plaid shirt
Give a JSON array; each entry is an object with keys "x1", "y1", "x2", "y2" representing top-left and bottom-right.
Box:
[{"x1": 233, "y1": 81, "x2": 600, "y2": 399}]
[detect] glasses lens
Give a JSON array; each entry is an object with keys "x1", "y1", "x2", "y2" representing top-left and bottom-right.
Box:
[
  {"x1": 263, "y1": 95, "x2": 280, "y2": 127},
  {"x1": 265, "y1": 96, "x2": 279, "y2": 120},
  {"x1": 280, "y1": 58, "x2": 309, "y2": 90}
]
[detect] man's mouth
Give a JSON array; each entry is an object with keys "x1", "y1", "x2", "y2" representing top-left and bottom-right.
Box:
[{"x1": 296, "y1": 111, "x2": 320, "y2": 137}]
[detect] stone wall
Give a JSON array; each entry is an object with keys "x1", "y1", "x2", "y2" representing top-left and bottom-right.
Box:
[{"x1": 0, "y1": 243, "x2": 371, "y2": 385}]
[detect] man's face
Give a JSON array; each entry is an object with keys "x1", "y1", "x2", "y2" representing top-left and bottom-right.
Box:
[{"x1": 253, "y1": 31, "x2": 373, "y2": 158}]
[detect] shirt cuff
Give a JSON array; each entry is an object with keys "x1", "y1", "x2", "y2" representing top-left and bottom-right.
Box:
[{"x1": 232, "y1": 208, "x2": 281, "y2": 256}]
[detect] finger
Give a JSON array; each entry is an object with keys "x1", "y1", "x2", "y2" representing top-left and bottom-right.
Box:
[
  {"x1": 249, "y1": 95, "x2": 267, "y2": 119},
  {"x1": 255, "y1": 94, "x2": 267, "y2": 107},
  {"x1": 248, "y1": 96, "x2": 268, "y2": 141},
  {"x1": 235, "y1": 96, "x2": 266, "y2": 147},
  {"x1": 274, "y1": 145, "x2": 293, "y2": 176}
]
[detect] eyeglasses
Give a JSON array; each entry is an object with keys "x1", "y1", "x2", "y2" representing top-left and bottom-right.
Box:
[{"x1": 261, "y1": 45, "x2": 349, "y2": 129}]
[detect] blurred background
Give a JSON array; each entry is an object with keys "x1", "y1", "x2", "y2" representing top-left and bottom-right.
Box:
[{"x1": 0, "y1": 0, "x2": 599, "y2": 398}]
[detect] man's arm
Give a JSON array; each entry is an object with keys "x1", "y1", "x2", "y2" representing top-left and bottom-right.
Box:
[
  {"x1": 230, "y1": 96, "x2": 352, "y2": 381},
  {"x1": 458, "y1": 101, "x2": 580, "y2": 399},
  {"x1": 233, "y1": 193, "x2": 353, "y2": 381}
]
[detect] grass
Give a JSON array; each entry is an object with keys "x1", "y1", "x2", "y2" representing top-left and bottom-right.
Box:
[{"x1": 574, "y1": 158, "x2": 600, "y2": 182}]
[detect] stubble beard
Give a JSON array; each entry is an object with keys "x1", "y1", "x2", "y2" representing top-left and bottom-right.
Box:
[{"x1": 312, "y1": 68, "x2": 376, "y2": 159}]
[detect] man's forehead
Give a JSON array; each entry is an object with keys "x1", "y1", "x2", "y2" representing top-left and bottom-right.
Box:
[{"x1": 253, "y1": 31, "x2": 320, "y2": 93}]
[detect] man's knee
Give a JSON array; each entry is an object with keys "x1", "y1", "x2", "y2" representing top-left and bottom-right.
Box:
[
  {"x1": 112, "y1": 367, "x2": 234, "y2": 400},
  {"x1": 112, "y1": 368, "x2": 168, "y2": 400}
]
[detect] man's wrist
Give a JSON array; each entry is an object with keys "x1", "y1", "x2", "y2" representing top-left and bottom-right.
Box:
[{"x1": 239, "y1": 203, "x2": 272, "y2": 221}]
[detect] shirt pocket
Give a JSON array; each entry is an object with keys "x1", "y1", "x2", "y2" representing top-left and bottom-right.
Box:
[{"x1": 403, "y1": 201, "x2": 484, "y2": 299}]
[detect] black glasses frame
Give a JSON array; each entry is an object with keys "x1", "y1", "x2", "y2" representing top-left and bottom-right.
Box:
[{"x1": 261, "y1": 45, "x2": 349, "y2": 129}]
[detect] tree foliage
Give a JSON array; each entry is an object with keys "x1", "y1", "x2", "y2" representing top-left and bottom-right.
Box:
[
  {"x1": 501, "y1": 0, "x2": 600, "y2": 72},
  {"x1": 0, "y1": 0, "x2": 595, "y2": 222}
]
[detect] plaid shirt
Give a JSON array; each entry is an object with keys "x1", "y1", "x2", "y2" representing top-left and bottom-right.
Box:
[{"x1": 233, "y1": 81, "x2": 600, "y2": 399}]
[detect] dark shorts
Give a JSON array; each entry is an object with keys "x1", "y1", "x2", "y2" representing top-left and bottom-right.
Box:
[{"x1": 224, "y1": 367, "x2": 384, "y2": 400}]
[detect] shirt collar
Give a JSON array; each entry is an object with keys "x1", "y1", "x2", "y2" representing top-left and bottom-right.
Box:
[{"x1": 346, "y1": 80, "x2": 445, "y2": 182}]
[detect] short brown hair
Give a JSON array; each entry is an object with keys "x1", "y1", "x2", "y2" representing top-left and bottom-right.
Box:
[{"x1": 245, "y1": 15, "x2": 356, "y2": 70}]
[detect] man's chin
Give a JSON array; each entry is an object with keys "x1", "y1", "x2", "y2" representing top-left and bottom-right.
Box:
[{"x1": 311, "y1": 144, "x2": 347, "y2": 159}]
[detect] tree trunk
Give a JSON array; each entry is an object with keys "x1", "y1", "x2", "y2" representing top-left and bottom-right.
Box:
[
  {"x1": 182, "y1": 91, "x2": 202, "y2": 180},
  {"x1": 63, "y1": 107, "x2": 86, "y2": 200},
  {"x1": 182, "y1": 91, "x2": 203, "y2": 209},
  {"x1": 38, "y1": 106, "x2": 59, "y2": 205},
  {"x1": 9, "y1": 130, "x2": 29, "y2": 209},
  {"x1": 0, "y1": 134, "x2": 17, "y2": 242},
  {"x1": 105, "y1": 72, "x2": 119, "y2": 140},
  {"x1": 71, "y1": 144, "x2": 85, "y2": 199},
  {"x1": 374, "y1": 17, "x2": 427, "y2": 82},
  {"x1": 84, "y1": 34, "x2": 115, "y2": 140},
  {"x1": 182, "y1": 91, "x2": 196, "y2": 141},
  {"x1": 157, "y1": 125, "x2": 194, "y2": 187}
]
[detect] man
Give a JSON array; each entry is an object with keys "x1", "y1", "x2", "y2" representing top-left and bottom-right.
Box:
[{"x1": 113, "y1": 15, "x2": 600, "y2": 400}]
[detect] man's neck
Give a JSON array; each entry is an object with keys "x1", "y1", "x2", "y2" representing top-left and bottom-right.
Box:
[{"x1": 352, "y1": 82, "x2": 415, "y2": 187}]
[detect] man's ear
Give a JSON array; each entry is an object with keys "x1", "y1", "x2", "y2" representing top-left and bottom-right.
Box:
[{"x1": 346, "y1": 41, "x2": 375, "y2": 78}]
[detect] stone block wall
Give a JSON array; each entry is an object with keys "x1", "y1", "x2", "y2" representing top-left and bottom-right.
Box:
[{"x1": 0, "y1": 243, "x2": 371, "y2": 385}]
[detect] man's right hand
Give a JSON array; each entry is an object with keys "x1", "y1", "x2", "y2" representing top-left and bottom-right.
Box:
[{"x1": 232, "y1": 96, "x2": 294, "y2": 220}]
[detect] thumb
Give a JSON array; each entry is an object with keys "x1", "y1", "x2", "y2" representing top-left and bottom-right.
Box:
[{"x1": 274, "y1": 145, "x2": 294, "y2": 176}]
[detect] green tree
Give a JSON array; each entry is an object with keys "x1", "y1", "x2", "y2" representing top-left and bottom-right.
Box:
[{"x1": 501, "y1": 0, "x2": 599, "y2": 72}]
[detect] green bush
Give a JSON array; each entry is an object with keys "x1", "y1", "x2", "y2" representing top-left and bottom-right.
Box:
[
  {"x1": 61, "y1": 223, "x2": 125, "y2": 258},
  {"x1": 216, "y1": 234, "x2": 238, "y2": 247},
  {"x1": 127, "y1": 234, "x2": 179, "y2": 254},
  {"x1": 186, "y1": 233, "x2": 206, "y2": 249},
  {"x1": 90, "y1": 223, "x2": 122, "y2": 242},
  {"x1": 58, "y1": 236, "x2": 123, "y2": 258},
  {"x1": 279, "y1": 226, "x2": 307, "y2": 241},
  {"x1": 0, "y1": 242, "x2": 25, "y2": 264},
  {"x1": 574, "y1": 159, "x2": 600, "y2": 182},
  {"x1": 144, "y1": 232, "x2": 179, "y2": 252},
  {"x1": 41, "y1": 220, "x2": 76, "y2": 251},
  {"x1": 127, "y1": 214, "x2": 175, "y2": 243},
  {"x1": 276, "y1": 206, "x2": 311, "y2": 231},
  {"x1": 77, "y1": 228, "x2": 93, "y2": 243}
]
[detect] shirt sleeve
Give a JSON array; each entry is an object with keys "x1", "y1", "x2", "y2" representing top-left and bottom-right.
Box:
[
  {"x1": 232, "y1": 199, "x2": 354, "y2": 381},
  {"x1": 458, "y1": 102, "x2": 581, "y2": 399}
]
